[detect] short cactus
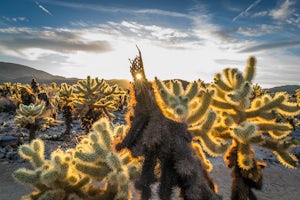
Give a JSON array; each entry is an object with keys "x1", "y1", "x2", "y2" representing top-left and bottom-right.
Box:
[
  {"x1": 15, "y1": 102, "x2": 54, "y2": 142},
  {"x1": 74, "y1": 118, "x2": 138, "y2": 200},
  {"x1": 13, "y1": 139, "x2": 90, "y2": 200},
  {"x1": 73, "y1": 76, "x2": 123, "y2": 133},
  {"x1": 13, "y1": 118, "x2": 137, "y2": 200}
]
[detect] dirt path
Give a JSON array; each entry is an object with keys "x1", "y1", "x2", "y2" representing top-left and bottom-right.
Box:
[{"x1": 1, "y1": 158, "x2": 299, "y2": 200}]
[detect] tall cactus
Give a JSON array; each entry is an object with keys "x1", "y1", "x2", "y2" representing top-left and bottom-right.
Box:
[
  {"x1": 117, "y1": 48, "x2": 221, "y2": 200},
  {"x1": 211, "y1": 57, "x2": 300, "y2": 199},
  {"x1": 15, "y1": 102, "x2": 54, "y2": 142},
  {"x1": 153, "y1": 78, "x2": 228, "y2": 171},
  {"x1": 58, "y1": 83, "x2": 75, "y2": 138},
  {"x1": 73, "y1": 76, "x2": 123, "y2": 133}
]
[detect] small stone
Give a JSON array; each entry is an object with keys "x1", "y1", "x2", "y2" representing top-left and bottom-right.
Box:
[{"x1": 0, "y1": 135, "x2": 18, "y2": 147}]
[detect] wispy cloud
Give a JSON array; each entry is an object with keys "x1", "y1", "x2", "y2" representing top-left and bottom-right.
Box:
[
  {"x1": 0, "y1": 27, "x2": 111, "y2": 54},
  {"x1": 39, "y1": 0, "x2": 191, "y2": 19},
  {"x1": 270, "y1": 0, "x2": 295, "y2": 20},
  {"x1": 35, "y1": 1, "x2": 53, "y2": 16},
  {"x1": 232, "y1": 0, "x2": 262, "y2": 22},
  {"x1": 239, "y1": 40, "x2": 300, "y2": 53},
  {"x1": 237, "y1": 24, "x2": 280, "y2": 37},
  {"x1": 2, "y1": 16, "x2": 28, "y2": 22}
]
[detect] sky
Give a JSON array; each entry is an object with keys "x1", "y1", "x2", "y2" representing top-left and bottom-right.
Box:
[{"x1": 0, "y1": 0, "x2": 299, "y2": 88}]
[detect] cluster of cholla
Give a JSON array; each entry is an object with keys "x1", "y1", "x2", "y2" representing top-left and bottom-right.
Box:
[
  {"x1": 10, "y1": 49, "x2": 300, "y2": 200},
  {"x1": 0, "y1": 76, "x2": 126, "y2": 142},
  {"x1": 13, "y1": 118, "x2": 138, "y2": 200},
  {"x1": 118, "y1": 50, "x2": 299, "y2": 200}
]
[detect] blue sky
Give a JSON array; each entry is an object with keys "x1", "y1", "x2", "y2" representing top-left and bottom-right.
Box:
[{"x1": 0, "y1": 0, "x2": 299, "y2": 87}]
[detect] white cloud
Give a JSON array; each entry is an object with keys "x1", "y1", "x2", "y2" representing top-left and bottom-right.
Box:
[
  {"x1": 2, "y1": 16, "x2": 28, "y2": 22},
  {"x1": 237, "y1": 24, "x2": 280, "y2": 37},
  {"x1": 269, "y1": 0, "x2": 295, "y2": 20},
  {"x1": 252, "y1": 11, "x2": 269, "y2": 18}
]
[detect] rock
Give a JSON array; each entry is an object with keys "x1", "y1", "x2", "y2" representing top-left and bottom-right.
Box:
[
  {"x1": 6, "y1": 151, "x2": 19, "y2": 161},
  {"x1": 0, "y1": 97, "x2": 17, "y2": 112},
  {"x1": 0, "y1": 135, "x2": 18, "y2": 147}
]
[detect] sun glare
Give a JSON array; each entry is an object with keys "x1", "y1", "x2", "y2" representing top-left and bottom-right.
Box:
[{"x1": 135, "y1": 73, "x2": 143, "y2": 80}]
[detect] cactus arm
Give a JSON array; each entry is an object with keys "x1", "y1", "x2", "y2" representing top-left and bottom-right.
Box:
[
  {"x1": 189, "y1": 111, "x2": 228, "y2": 156},
  {"x1": 244, "y1": 56, "x2": 256, "y2": 82},
  {"x1": 260, "y1": 138, "x2": 299, "y2": 169},
  {"x1": 187, "y1": 90, "x2": 213, "y2": 125}
]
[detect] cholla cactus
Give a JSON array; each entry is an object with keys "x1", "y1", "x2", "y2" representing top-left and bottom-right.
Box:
[
  {"x1": 13, "y1": 139, "x2": 90, "y2": 200},
  {"x1": 211, "y1": 57, "x2": 300, "y2": 199},
  {"x1": 296, "y1": 89, "x2": 300, "y2": 106},
  {"x1": 73, "y1": 76, "x2": 123, "y2": 133},
  {"x1": 13, "y1": 118, "x2": 138, "y2": 200},
  {"x1": 59, "y1": 83, "x2": 75, "y2": 137},
  {"x1": 15, "y1": 102, "x2": 54, "y2": 142},
  {"x1": 250, "y1": 83, "x2": 265, "y2": 100},
  {"x1": 153, "y1": 78, "x2": 228, "y2": 170},
  {"x1": 74, "y1": 118, "x2": 138, "y2": 200},
  {"x1": 31, "y1": 78, "x2": 40, "y2": 94},
  {"x1": 118, "y1": 49, "x2": 221, "y2": 200}
]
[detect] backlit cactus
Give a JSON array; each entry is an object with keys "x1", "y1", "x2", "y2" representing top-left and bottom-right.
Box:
[
  {"x1": 74, "y1": 118, "x2": 138, "y2": 200},
  {"x1": 153, "y1": 78, "x2": 228, "y2": 168},
  {"x1": 13, "y1": 118, "x2": 138, "y2": 200},
  {"x1": 13, "y1": 139, "x2": 90, "y2": 200},
  {"x1": 15, "y1": 102, "x2": 54, "y2": 142},
  {"x1": 118, "y1": 49, "x2": 221, "y2": 200},
  {"x1": 73, "y1": 76, "x2": 123, "y2": 133},
  {"x1": 211, "y1": 56, "x2": 300, "y2": 199}
]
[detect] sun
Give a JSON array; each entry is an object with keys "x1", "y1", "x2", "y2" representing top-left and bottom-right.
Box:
[{"x1": 135, "y1": 73, "x2": 143, "y2": 80}]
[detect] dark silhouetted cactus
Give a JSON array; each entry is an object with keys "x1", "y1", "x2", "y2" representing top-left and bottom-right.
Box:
[
  {"x1": 117, "y1": 48, "x2": 221, "y2": 200},
  {"x1": 58, "y1": 83, "x2": 75, "y2": 138},
  {"x1": 31, "y1": 78, "x2": 40, "y2": 94}
]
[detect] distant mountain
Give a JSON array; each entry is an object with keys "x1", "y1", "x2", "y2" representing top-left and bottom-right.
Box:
[
  {"x1": 0, "y1": 62, "x2": 130, "y2": 88},
  {"x1": 267, "y1": 85, "x2": 300, "y2": 94},
  {"x1": 0, "y1": 62, "x2": 79, "y2": 85}
]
